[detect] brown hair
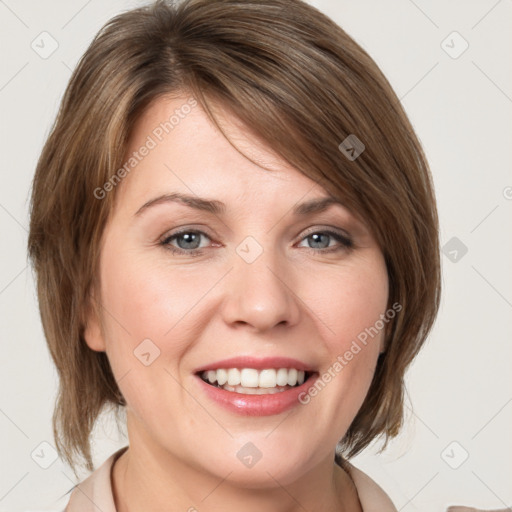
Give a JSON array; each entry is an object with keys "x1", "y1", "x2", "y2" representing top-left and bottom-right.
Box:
[{"x1": 28, "y1": 0, "x2": 441, "y2": 474}]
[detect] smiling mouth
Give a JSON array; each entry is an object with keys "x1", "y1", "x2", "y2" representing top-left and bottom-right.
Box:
[{"x1": 197, "y1": 368, "x2": 316, "y2": 395}]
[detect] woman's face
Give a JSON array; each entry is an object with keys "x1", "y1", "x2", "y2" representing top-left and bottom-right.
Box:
[{"x1": 84, "y1": 93, "x2": 389, "y2": 486}]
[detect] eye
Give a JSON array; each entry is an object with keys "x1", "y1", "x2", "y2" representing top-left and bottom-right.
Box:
[
  {"x1": 159, "y1": 227, "x2": 353, "y2": 257},
  {"x1": 160, "y1": 229, "x2": 211, "y2": 256},
  {"x1": 297, "y1": 229, "x2": 353, "y2": 253}
]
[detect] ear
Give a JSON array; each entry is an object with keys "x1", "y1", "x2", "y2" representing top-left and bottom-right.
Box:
[{"x1": 82, "y1": 290, "x2": 107, "y2": 352}]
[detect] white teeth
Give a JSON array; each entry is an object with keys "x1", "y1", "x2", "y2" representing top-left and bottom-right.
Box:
[
  {"x1": 287, "y1": 368, "x2": 298, "y2": 386},
  {"x1": 216, "y1": 368, "x2": 228, "y2": 386},
  {"x1": 240, "y1": 368, "x2": 259, "y2": 387},
  {"x1": 227, "y1": 368, "x2": 241, "y2": 386},
  {"x1": 259, "y1": 369, "x2": 276, "y2": 388},
  {"x1": 200, "y1": 367, "x2": 310, "y2": 390},
  {"x1": 276, "y1": 368, "x2": 289, "y2": 386},
  {"x1": 222, "y1": 384, "x2": 289, "y2": 394}
]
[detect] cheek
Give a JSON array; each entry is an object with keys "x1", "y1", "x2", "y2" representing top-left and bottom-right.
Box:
[
  {"x1": 97, "y1": 250, "x2": 187, "y2": 415},
  {"x1": 304, "y1": 255, "x2": 388, "y2": 404},
  {"x1": 97, "y1": 242, "x2": 220, "y2": 395},
  {"x1": 297, "y1": 271, "x2": 386, "y2": 424},
  {"x1": 308, "y1": 256, "x2": 389, "y2": 351},
  {"x1": 100, "y1": 246, "x2": 208, "y2": 342}
]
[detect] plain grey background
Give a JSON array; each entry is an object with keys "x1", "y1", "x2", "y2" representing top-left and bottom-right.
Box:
[{"x1": 0, "y1": 1, "x2": 511, "y2": 511}]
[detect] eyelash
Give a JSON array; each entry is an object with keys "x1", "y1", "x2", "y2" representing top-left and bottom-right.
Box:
[{"x1": 159, "y1": 228, "x2": 353, "y2": 257}]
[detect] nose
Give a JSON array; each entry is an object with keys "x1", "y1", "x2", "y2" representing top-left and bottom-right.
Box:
[{"x1": 220, "y1": 247, "x2": 301, "y2": 333}]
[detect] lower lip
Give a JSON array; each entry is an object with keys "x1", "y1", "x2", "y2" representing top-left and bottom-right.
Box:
[{"x1": 195, "y1": 374, "x2": 318, "y2": 416}]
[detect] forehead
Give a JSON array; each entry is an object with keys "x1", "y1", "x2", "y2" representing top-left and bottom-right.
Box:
[{"x1": 113, "y1": 94, "x2": 332, "y2": 213}]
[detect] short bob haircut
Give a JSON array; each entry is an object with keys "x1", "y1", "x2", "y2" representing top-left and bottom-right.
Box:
[{"x1": 28, "y1": 0, "x2": 441, "y2": 474}]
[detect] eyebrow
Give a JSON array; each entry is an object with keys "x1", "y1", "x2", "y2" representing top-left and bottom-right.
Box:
[{"x1": 134, "y1": 192, "x2": 346, "y2": 217}]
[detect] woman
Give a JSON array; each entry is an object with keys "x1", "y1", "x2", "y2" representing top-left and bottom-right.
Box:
[{"x1": 27, "y1": 0, "x2": 441, "y2": 510}]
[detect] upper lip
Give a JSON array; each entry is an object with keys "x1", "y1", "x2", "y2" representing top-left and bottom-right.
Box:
[{"x1": 194, "y1": 356, "x2": 316, "y2": 374}]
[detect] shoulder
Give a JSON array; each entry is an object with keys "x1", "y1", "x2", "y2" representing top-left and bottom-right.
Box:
[
  {"x1": 22, "y1": 489, "x2": 73, "y2": 512},
  {"x1": 65, "y1": 446, "x2": 128, "y2": 512},
  {"x1": 343, "y1": 461, "x2": 398, "y2": 512}
]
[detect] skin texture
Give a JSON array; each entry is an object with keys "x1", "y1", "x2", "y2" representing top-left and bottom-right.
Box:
[{"x1": 83, "y1": 93, "x2": 389, "y2": 512}]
